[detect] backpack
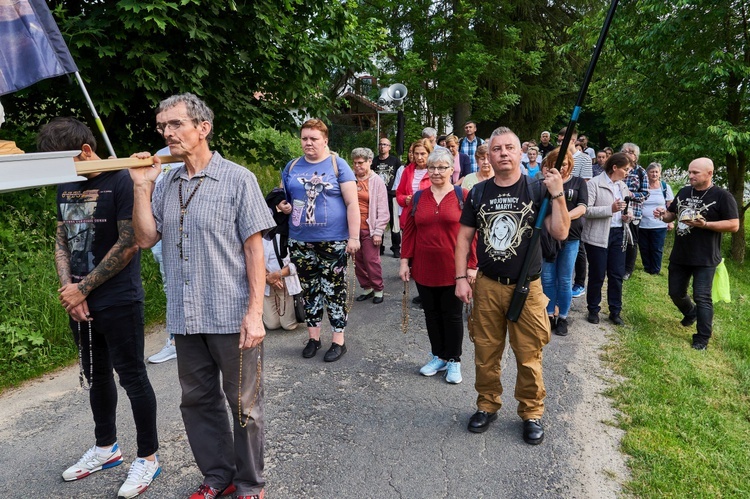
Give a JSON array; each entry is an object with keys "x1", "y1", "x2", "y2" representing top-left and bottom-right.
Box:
[
  {"x1": 469, "y1": 176, "x2": 562, "y2": 262},
  {"x1": 411, "y1": 184, "x2": 464, "y2": 217},
  {"x1": 660, "y1": 180, "x2": 668, "y2": 200}
]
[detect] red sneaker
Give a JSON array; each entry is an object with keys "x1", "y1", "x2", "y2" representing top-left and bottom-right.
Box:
[{"x1": 188, "y1": 483, "x2": 236, "y2": 499}]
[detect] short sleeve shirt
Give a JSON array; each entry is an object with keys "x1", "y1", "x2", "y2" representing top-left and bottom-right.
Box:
[
  {"x1": 668, "y1": 185, "x2": 738, "y2": 267},
  {"x1": 564, "y1": 176, "x2": 588, "y2": 241},
  {"x1": 460, "y1": 176, "x2": 541, "y2": 280},
  {"x1": 57, "y1": 170, "x2": 144, "y2": 310},
  {"x1": 152, "y1": 152, "x2": 275, "y2": 335},
  {"x1": 283, "y1": 155, "x2": 356, "y2": 242},
  {"x1": 371, "y1": 155, "x2": 401, "y2": 190}
]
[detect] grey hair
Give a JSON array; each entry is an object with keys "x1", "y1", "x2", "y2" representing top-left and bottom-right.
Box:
[
  {"x1": 427, "y1": 148, "x2": 453, "y2": 167},
  {"x1": 621, "y1": 142, "x2": 640, "y2": 161},
  {"x1": 421, "y1": 127, "x2": 437, "y2": 138},
  {"x1": 488, "y1": 126, "x2": 521, "y2": 147},
  {"x1": 157, "y1": 93, "x2": 214, "y2": 141},
  {"x1": 351, "y1": 147, "x2": 374, "y2": 162},
  {"x1": 646, "y1": 162, "x2": 662, "y2": 172}
]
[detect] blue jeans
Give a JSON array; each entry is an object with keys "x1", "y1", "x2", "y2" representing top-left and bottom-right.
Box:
[
  {"x1": 542, "y1": 239, "x2": 580, "y2": 318},
  {"x1": 585, "y1": 228, "x2": 626, "y2": 316},
  {"x1": 72, "y1": 303, "x2": 159, "y2": 457},
  {"x1": 668, "y1": 263, "x2": 715, "y2": 344},
  {"x1": 638, "y1": 228, "x2": 667, "y2": 274}
]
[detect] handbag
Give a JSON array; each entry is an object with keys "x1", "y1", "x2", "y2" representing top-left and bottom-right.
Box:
[{"x1": 293, "y1": 294, "x2": 306, "y2": 323}]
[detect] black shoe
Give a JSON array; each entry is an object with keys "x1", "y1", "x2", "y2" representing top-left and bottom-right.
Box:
[
  {"x1": 467, "y1": 411, "x2": 497, "y2": 433},
  {"x1": 554, "y1": 317, "x2": 569, "y2": 336},
  {"x1": 681, "y1": 313, "x2": 697, "y2": 327},
  {"x1": 379, "y1": 246, "x2": 385, "y2": 255},
  {"x1": 355, "y1": 291, "x2": 374, "y2": 302},
  {"x1": 587, "y1": 312, "x2": 599, "y2": 324},
  {"x1": 323, "y1": 342, "x2": 347, "y2": 362},
  {"x1": 373, "y1": 295, "x2": 384, "y2": 304},
  {"x1": 302, "y1": 338, "x2": 321, "y2": 358},
  {"x1": 392, "y1": 249, "x2": 400, "y2": 259},
  {"x1": 412, "y1": 296, "x2": 422, "y2": 305},
  {"x1": 609, "y1": 314, "x2": 624, "y2": 326},
  {"x1": 548, "y1": 316, "x2": 557, "y2": 334},
  {"x1": 692, "y1": 341, "x2": 708, "y2": 351},
  {"x1": 523, "y1": 419, "x2": 544, "y2": 445}
]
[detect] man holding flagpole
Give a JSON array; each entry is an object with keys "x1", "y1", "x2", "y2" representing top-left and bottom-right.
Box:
[
  {"x1": 130, "y1": 93, "x2": 274, "y2": 499},
  {"x1": 37, "y1": 117, "x2": 161, "y2": 498}
]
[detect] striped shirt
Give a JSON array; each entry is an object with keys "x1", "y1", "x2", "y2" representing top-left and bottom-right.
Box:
[{"x1": 152, "y1": 152, "x2": 275, "y2": 335}]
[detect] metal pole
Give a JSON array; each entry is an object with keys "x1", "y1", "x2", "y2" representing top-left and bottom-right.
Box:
[
  {"x1": 507, "y1": 0, "x2": 620, "y2": 322},
  {"x1": 74, "y1": 72, "x2": 117, "y2": 158}
]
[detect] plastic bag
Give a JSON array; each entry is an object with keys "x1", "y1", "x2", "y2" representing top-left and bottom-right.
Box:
[{"x1": 712, "y1": 259, "x2": 731, "y2": 303}]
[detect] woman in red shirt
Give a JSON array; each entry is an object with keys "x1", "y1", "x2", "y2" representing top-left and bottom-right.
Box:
[
  {"x1": 399, "y1": 148, "x2": 476, "y2": 384},
  {"x1": 396, "y1": 139, "x2": 433, "y2": 227}
]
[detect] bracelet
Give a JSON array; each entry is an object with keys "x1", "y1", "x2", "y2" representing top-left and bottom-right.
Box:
[
  {"x1": 455, "y1": 275, "x2": 467, "y2": 280},
  {"x1": 551, "y1": 191, "x2": 564, "y2": 199}
]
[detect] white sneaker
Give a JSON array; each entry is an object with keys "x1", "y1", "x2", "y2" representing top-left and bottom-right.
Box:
[
  {"x1": 62, "y1": 443, "x2": 123, "y2": 481},
  {"x1": 148, "y1": 338, "x2": 176, "y2": 364},
  {"x1": 117, "y1": 456, "x2": 161, "y2": 498}
]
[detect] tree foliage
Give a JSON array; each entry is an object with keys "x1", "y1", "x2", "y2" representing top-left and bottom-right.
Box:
[
  {"x1": 581, "y1": 0, "x2": 749, "y2": 261},
  {"x1": 1, "y1": 0, "x2": 386, "y2": 156},
  {"x1": 360, "y1": 0, "x2": 597, "y2": 140}
]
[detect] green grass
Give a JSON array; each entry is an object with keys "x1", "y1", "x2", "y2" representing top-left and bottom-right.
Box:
[{"x1": 614, "y1": 226, "x2": 750, "y2": 497}]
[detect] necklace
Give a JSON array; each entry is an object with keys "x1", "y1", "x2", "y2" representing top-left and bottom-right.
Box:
[
  {"x1": 177, "y1": 177, "x2": 205, "y2": 259},
  {"x1": 691, "y1": 184, "x2": 713, "y2": 202}
]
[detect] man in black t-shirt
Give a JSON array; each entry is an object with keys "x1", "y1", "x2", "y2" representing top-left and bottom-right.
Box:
[
  {"x1": 655, "y1": 157, "x2": 739, "y2": 350},
  {"x1": 538, "y1": 131, "x2": 555, "y2": 158},
  {"x1": 38, "y1": 118, "x2": 160, "y2": 496},
  {"x1": 371, "y1": 137, "x2": 402, "y2": 257},
  {"x1": 455, "y1": 126, "x2": 570, "y2": 445}
]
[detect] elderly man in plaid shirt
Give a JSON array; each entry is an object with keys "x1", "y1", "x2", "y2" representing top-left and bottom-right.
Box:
[
  {"x1": 130, "y1": 93, "x2": 274, "y2": 499},
  {"x1": 621, "y1": 142, "x2": 650, "y2": 280}
]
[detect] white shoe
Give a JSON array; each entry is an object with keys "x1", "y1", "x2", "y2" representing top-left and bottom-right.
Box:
[
  {"x1": 117, "y1": 456, "x2": 161, "y2": 498},
  {"x1": 445, "y1": 360, "x2": 462, "y2": 384},
  {"x1": 62, "y1": 443, "x2": 123, "y2": 481},
  {"x1": 148, "y1": 338, "x2": 176, "y2": 364}
]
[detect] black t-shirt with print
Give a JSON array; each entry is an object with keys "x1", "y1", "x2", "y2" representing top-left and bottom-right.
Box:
[
  {"x1": 372, "y1": 155, "x2": 401, "y2": 191},
  {"x1": 667, "y1": 185, "x2": 738, "y2": 267},
  {"x1": 460, "y1": 176, "x2": 541, "y2": 280},
  {"x1": 56, "y1": 170, "x2": 144, "y2": 310}
]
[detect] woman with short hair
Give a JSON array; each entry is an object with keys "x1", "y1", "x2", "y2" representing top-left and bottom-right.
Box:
[
  {"x1": 638, "y1": 162, "x2": 674, "y2": 274},
  {"x1": 399, "y1": 148, "x2": 476, "y2": 384},
  {"x1": 582, "y1": 152, "x2": 633, "y2": 326},
  {"x1": 351, "y1": 147, "x2": 390, "y2": 304},
  {"x1": 281, "y1": 119, "x2": 360, "y2": 362}
]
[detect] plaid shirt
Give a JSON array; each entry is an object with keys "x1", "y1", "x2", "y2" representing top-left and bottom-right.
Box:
[
  {"x1": 625, "y1": 165, "x2": 650, "y2": 221},
  {"x1": 459, "y1": 136, "x2": 484, "y2": 173},
  {"x1": 152, "y1": 152, "x2": 275, "y2": 335}
]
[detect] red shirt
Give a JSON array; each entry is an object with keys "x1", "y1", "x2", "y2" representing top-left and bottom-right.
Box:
[{"x1": 401, "y1": 188, "x2": 477, "y2": 287}]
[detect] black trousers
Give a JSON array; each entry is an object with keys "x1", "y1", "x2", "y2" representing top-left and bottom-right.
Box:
[{"x1": 416, "y1": 283, "x2": 464, "y2": 362}]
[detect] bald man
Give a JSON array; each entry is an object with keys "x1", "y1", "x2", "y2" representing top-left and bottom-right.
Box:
[{"x1": 654, "y1": 158, "x2": 739, "y2": 350}]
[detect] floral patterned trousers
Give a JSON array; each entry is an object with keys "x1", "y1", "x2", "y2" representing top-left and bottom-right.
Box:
[{"x1": 289, "y1": 239, "x2": 348, "y2": 331}]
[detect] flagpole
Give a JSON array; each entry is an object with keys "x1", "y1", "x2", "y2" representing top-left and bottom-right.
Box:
[
  {"x1": 74, "y1": 72, "x2": 117, "y2": 158},
  {"x1": 507, "y1": 0, "x2": 620, "y2": 322}
]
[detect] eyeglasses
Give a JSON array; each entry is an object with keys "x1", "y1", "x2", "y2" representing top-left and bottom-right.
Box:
[
  {"x1": 378, "y1": 143, "x2": 390, "y2": 147},
  {"x1": 622, "y1": 150, "x2": 635, "y2": 155},
  {"x1": 352, "y1": 160, "x2": 368, "y2": 166},
  {"x1": 155, "y1": 119, "x2": 194, "y2": 135},
  {"x1": 427, "y1": 166, "x2": 450, "y2": 172}
]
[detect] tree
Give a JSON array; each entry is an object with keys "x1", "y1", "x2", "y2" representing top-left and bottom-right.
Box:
[
  {"x1": 581, "y1": 0, "x2": 749, "y2": 261},
  {"x1": 359, "y1": 0, "x2": 597, "y2": 141},
  {"x1": 1, "y1": 0, "x2": 386, "y2": 156}
]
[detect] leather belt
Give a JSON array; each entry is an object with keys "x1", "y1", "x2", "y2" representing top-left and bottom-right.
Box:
[{"x1": 481, "y1": 272, "x2": 541, "y2": 286}]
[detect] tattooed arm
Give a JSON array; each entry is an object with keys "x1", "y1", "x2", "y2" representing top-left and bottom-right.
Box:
[
  {"x1": 58, "y1": 219, "x2": 139, "y2": 312},
  {"x1": 55, "y1": 222, "x2": 72, "y2": 287}
]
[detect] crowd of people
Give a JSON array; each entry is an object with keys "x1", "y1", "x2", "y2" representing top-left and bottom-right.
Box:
[{"x1": 40, "y1": 96, "x2": 739, "y2": 498}]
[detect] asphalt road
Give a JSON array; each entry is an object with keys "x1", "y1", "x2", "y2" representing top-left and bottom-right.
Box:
[{"x1": 0, "y1": 245, "x2": 628, "y2": 498}]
